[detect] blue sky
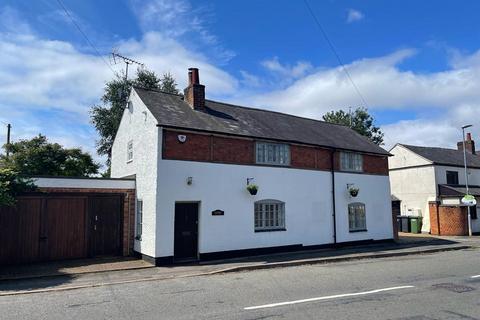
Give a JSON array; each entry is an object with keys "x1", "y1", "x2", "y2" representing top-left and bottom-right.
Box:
[{"x1": 2, "y1": 0, "x2": 480, "y2": 167}]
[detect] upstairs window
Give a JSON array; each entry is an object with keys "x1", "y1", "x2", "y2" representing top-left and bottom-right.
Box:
[
  {"x1": 127, "y1": 140, "x2": 133, "y2": 162},
  {"x1": 254, "y1": 200, "x2": 285, "y2": 232},
  {"x1": 256, "y1": 142, "x2": 290, "y2": 166},
  {"x1": 340, "y1": 152, "x2": 363, "y2": 172},
  {"x1": 348, "y1": 202, "x2": 367, "y2": 232},
  {"x1": 446, "y1": 171, "x2": 459, "y2": 185}
]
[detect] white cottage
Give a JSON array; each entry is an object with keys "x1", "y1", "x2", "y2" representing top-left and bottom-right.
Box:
[
  {"x1": 111, "y1": 68, "x2": 393, "y2": 264},
  {"x1": 389, "y1": 135, "x2": 480, "y2": 235}
]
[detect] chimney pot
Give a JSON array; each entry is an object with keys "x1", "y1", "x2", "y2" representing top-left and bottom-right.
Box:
[{"x1": 467, "y1": 133, "x2": 472, "y2": 141}]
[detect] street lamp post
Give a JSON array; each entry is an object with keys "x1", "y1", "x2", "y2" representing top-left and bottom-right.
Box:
[{"x1": 462, "y1": 124, "x2": 473, "y2": 236}]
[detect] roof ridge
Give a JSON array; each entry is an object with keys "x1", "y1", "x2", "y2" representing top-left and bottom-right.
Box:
[
  {"x1": 133, "y1": 85, "x2": 183, "y2": 98},
  {"x1": 400, "y1": 143, "x2": 462, "y2": 152},
  {"x1": 204, "y1": 99, "x2": 351, "y2": 129}
]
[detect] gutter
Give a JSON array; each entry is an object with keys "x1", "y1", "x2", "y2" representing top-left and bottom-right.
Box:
[{"x1": 331, "y1": 149, "x2": 337, "y2": 244}]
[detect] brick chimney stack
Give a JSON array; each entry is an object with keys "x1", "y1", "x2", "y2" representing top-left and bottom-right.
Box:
[
  {"x1": 184, "y1": 68, "x2": 205, "y2": 110},
  {"x1": 457, "y1": 132, "x2": 476, "y2": 154}
]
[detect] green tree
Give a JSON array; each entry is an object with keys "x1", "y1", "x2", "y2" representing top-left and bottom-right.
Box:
[
  {"x1": 159, "y1": 72, "x2": 179, "y2": 94},
  {"x1": 0, "y1": 168, "x2": 37, "y2": 206},
  {"x1": 0, "y1": 134, "x2": 99, "y2": 176},
  {"x1": 90, "y1": 69, "x2": 179, "y2": 170},
  {"x1": 322, "y1": 107, "x2": 384, "y2": 145}
]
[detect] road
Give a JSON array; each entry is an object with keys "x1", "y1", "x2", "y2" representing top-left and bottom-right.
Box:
[{"x1": 1, "y1": 248, "x2": 480, "y2": 320}]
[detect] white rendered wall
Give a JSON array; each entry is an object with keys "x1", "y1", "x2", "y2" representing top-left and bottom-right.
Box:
[
  {"x1": 389, "y1": 166, "x2": 436, "y2": 232},
  {"x1": 111, "y1": 89, "x2": 160, "y2": 257},
  {"x1": 334, "y1": 172, "x2": 393, "y2": 242},
  {"x1": 154, "y1": 157, "x2": 393, "y2": 258},
  {"x1": 434, "y1": 165, "x2": 480, "y2": 186},
  {"x1": 388, "y1": 145, "x2": 431, "y2": 169}
]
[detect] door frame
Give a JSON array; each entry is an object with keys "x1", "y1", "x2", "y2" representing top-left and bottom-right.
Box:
[{"x1": 173, "y1": 201, "x2": 200, "y2": 262}]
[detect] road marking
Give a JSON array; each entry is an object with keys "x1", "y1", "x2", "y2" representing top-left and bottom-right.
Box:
[
  {"x1": 471, "y1": 275, "x2": 480, "y2": 278},
  {"x1": 244, "y1": 285, "x2": 415, "y2": 310}
]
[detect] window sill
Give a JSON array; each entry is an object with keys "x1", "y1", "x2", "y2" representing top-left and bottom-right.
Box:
[
  {"x1": 339, "y1": 169, "x2": 364, "y2": 174},
  {"x1": 126, "y1": 159, "x2": 133, "y2": 164},
  {"x1": 349, "y1": 229, "x2": 368, "y2": 233},
  {"x1": 255, "y1": 228, "x2": 286, "y2": 233}
]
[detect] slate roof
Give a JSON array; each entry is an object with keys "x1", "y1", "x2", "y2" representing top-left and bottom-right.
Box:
[
  {"x1": 134, "y1": 87, "x2": 389, "y2": 156},
  {"x1": 399, "y1": 144, "x2": 480, "y2": 168},
  {"x1": 438, "y1": 184, "x2": 480, "y2": 197}
]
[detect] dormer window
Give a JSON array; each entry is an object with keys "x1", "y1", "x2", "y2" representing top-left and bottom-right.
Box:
[
  {"x1": 256, "y1": 142, "x2": 290, "y2": 166},
  {"x1": 340, "y1": 152, "x2": 363, "y2": 172}
]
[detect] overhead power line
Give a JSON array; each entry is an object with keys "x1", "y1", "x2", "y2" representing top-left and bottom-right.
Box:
[
  {"x1": 55, "y1": 0, "x2": 116, "y2": 74},
  {"x1": 303, "y1": 0, "x2": 369, "y2": 109}
]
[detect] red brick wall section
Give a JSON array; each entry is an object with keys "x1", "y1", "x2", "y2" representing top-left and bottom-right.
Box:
[
  {"x1": 316, "y1": 148, "x2": 333, "y2": 170},
  {"x1": 163, "y1": 130, "x2": 211, "y2": 161},
  {"x1": 39, "y1": 187, "x2": 135, "y2": 256},
  {"x1": 430, "y1": 201, "x2": 468, "y2": 236},
  {"x1": 429, "y1": 202, "x2": 440, "y2": 235},
  {"x1": 363, "y1": 154, "x2": 389, "y2": 175},
  {"x1": 163, "y1": 129, "x2": 388, "y2": 175},
  {"x1": 291, "y1": 145, "x2": 317, "y2": 169},
  {"x1": 212, "y1": 136, "x2": 254, "y2": 164}
]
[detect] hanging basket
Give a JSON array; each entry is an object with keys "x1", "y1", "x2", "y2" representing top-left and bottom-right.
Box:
[{"x1": 247, "y1": 184, "x2": 259, "y2": 195}]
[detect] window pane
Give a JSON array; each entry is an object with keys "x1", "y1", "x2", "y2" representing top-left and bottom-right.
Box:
[{"x1": 256, "y1": 142, "x2": 290, "y2": 165}]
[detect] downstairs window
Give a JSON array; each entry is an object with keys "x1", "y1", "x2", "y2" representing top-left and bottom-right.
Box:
[{"x1": 254, "y1": 200, "x2": 285, "y2": 232}]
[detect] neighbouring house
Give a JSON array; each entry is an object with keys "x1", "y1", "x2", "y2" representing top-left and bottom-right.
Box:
[
  {"x1": 389, "y1": 134, "x2": 480, "y2": 235},
  {"x1": 111, "y1": 68, "x2": 393, "y2": 265}
]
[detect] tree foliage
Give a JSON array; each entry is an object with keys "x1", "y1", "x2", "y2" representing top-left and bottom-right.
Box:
[
  {"x1": 322, "y1": 107, "x2": 384, "y2": 145},
  {"x1": 0, "y1": 134, "x2": 99, "y2": 176},
  {"x1": 90, "y1": 69, "x2": 179, "y2": 169},
  {"x1": 0, "y1": 168, "x2": 37, "y2": 206}
]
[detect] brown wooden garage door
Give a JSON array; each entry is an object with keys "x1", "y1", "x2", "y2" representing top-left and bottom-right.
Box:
[{"x1": 0, "y1": 194, "x2": 123, "y2": 265}]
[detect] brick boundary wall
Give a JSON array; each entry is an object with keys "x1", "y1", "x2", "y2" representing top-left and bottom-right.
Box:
[
  {"x1": 39, "y1": 187, "x2": 135, "y2": 256},
  {"x1": 163, "y1": 129, "x2": 389, "y2": 175},
  {"x1": 429, "y1": 201, "x2": 468, "y2": 236}
]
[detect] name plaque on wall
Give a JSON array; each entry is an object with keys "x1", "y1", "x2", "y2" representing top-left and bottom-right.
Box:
[{"x1": 212, "y1": 209, "x2": 224, "y2": 216}]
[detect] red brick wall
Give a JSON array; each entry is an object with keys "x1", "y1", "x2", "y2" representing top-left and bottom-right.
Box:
[
  {"x1": 363, "y1": 154, "x2": 389, "y2": 175},
  {"x1": 163, "y1": 130, "x2": 211, "y2": 161},
  {"x1": 163, "y1": 129, "x2": 388, "y2": 175},
  {"x1": 39, "y1": 187, "x2": 135, "y2": 256},
  {"x1": 429, "y1": 201, "x2": 468, "y2": 236},
  {"x1": 291, "y1": 145, "x2": 317, "y2": 169},
  {"x1": 212, "y1": 136, "x2": 254, "y2": 164}
]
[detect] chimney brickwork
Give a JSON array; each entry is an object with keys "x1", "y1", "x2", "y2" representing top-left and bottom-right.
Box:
[
  {"x1": 457, "y1": 132, "x2": 476, "y2": 154},
  {"x1": 184, "y1": 68, "x2": 205, "y2": 110}
]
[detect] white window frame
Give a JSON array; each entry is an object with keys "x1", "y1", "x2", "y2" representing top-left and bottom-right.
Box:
[
  {"x1": 127, "y1": 140, "x2": 134, "y2": 162},
  {"x1": 254, "y1": 199, "x2": 285, "y2": 232},
  {"x1": 340, "y1": 152, "x2": 363, "y2": 172},
  {"x1": 256, "y1": 142, "x2": 290, "y2": 166},
  {"x1": 348, "y1": 202, "x2": 367, "y2": 232},
  {"x1": 136, "y1": 199, "x2": 143, "y2": 240}
]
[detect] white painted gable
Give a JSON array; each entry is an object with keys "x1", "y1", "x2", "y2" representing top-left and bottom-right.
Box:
[{"x1": 388, "y1": 144, "x2": 433, "y2": 169}]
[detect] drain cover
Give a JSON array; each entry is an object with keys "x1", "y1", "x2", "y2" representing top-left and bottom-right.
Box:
[{"x1": 432, "y1": 283, "x2": 476, "y2": 293}]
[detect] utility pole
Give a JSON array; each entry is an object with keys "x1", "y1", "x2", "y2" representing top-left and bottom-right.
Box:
[{"x1": 6, "y1": 123, "x2": 11, "y2": 158}]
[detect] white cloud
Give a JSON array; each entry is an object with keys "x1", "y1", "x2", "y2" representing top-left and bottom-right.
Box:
[
  {"x1": 261, "y1": 56, "x2": 313, "y2": 79},
  {"x1": 346, "y1": 9, "x2": 364, "y2": 23}
]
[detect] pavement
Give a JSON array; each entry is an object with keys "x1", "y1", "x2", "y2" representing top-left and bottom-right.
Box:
[
  {"x1": 1, "y1": 247, "x2": 480, "y2": 319},
  {"x1": 0, "y1": 233, "x2": 477, "y2": 296}
]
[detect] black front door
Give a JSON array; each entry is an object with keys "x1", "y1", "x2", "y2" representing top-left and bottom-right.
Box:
[
  {"x1": 174, "y1": 203, "x2": 199, "y2": 261},
  {"x1": 89, "y1": 196, "x2": 122, "y2": 257}
]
